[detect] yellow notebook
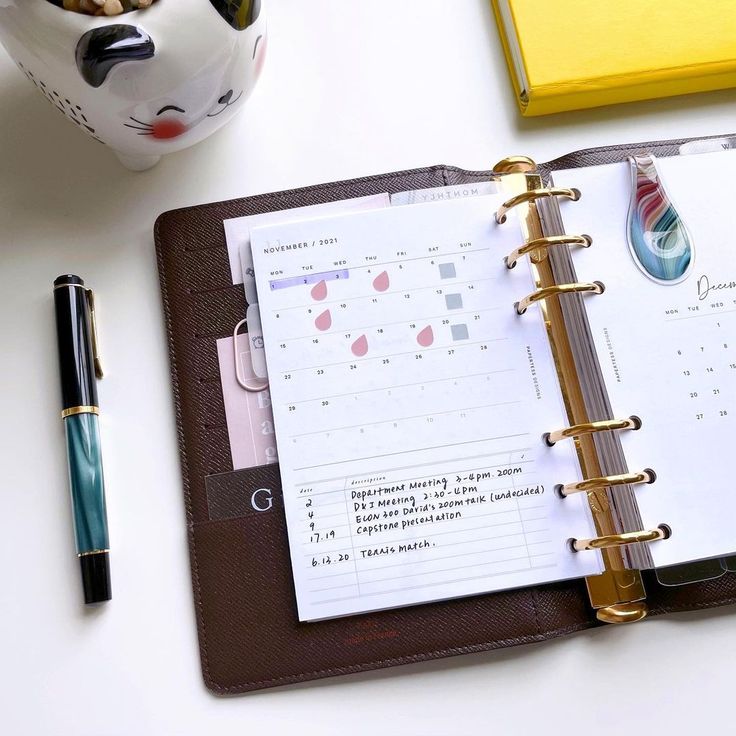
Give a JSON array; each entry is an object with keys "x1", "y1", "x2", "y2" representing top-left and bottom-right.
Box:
[{"x1": 491, "y1": 0, "x2": 736, "y2": 116}]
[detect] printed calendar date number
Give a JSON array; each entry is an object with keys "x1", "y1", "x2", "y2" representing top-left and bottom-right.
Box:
[{"x1": 696, "y1": 410, "x2": 728, "y2": 420}]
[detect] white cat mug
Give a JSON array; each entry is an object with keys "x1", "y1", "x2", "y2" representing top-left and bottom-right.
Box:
[{"x1": 0, "y1": 0, "x2": 267, "y2": 170}]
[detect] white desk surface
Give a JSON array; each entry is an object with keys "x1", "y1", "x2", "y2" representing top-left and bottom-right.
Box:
[{"x1": 3, "y1": 1, "x2": 736, "y2": 734}]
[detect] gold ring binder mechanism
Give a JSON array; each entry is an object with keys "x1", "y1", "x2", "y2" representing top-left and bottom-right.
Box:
[
  {"x1": 514, "y1": 281, "x2": 604, "y2": 315},
  {"x1": 572, "y1": 527, "x2": 669, "y2": 552},
  {"x1": 505, "y1": 234, "x2": 592, "y2": 269},
  {"x1": 556, "y1": 469, "x2": 655, "y2": 497},
  {"x1": 495, "y1": 187, "x2": 580, "y2": 224},
  {"x1": 494, "y1": 156, "x2": 667, "y2": 625},
  {"x1": 544, "y1": 416, "x2": 641, "y2": 446}
]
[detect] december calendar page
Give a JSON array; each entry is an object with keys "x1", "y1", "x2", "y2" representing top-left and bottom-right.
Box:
[
  {"x1": 250, "y1": 195, "x2": 601, "y2": 621},
  {"x1": 554, "y1": 149, "x2": 736, "y2": 569}
]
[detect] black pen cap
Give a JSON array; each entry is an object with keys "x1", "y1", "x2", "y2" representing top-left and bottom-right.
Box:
[
  {"x1": 54, "y1": 274, "x2": 98, "y2": 410},
  {"x1": 80, "y1": 552, "x2": 112, "y2": 604}
]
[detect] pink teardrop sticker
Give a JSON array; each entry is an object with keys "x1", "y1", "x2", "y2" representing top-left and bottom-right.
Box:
[
  {"x1": 311, "y1": 279, "x2": 327, "y2": 301},
  {"x1": 314, "y1": 309, "x2": 332, "y2": 331},
  {"x1": 417, "y1": 325, "x2": 434, "y2": 347},
  {"x1": 372, "y1": 270, "x2": 389, "y2": 292},
  {"x1": 351, "y1": 335, "x2": 368, "y2": 357}
]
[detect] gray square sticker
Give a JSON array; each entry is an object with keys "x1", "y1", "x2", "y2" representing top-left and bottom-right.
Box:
[
  {"x1": 451, "y1": 323, "x2": 469, "y2": 341},
  {"x1": 439, "y1": 263, "x2": 456, "y2": 279},
  {"x1": 445, "y1": 293, "x2": 463, "y2": 310}
]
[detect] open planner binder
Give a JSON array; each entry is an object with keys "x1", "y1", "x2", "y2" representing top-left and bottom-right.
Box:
[{"x1": 155, "y1": 133, "x2": 736, "y2": 694}]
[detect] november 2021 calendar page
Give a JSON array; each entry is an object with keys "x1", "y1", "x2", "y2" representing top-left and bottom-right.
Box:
[{"x1": 250, "y1": 195, "x2": 601, "y2": 621}]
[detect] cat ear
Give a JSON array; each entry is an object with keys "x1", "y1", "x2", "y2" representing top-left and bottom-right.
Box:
[
  {"x1": 208, "y1": 0, "x2": 262, "y2": 30},
  {"x1": 76, "y1": 25, "x2": 155, "y2": 88}
]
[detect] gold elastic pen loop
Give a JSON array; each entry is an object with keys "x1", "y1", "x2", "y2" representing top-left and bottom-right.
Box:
[
  {"x1": 515, "y1": 281, "x2": 604, "y2": 315},
  {"x1": 572, "y1": 528, "x2": 667, "y2": 552},
  {"x1": 557, "y1": 469, "x2": 655, "y2": 497},
  {"x1": 495, "y1": 187, "x2": 581, "y2": 224},
  {"x1": 505, "y1": 234, "x2": 592, "y2": 269},
  {"x1": 61, "y1": 406, "x2": 99, "y2": 419},
  {"x1": 544, "y1": 416, "x2": 641, "y2": 446}
]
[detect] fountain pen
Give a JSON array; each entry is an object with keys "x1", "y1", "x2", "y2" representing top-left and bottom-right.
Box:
[{"x1": 53, "y1": 275, "x2": 111, "y2": 604}]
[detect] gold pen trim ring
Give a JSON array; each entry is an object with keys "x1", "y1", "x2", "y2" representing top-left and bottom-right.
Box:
[
  {"x1": 62, "y1": 406, "x2": 99, "y2": 419},
  {"x1": 77, "y1": 549, "x2": 109, "y2": 557}
]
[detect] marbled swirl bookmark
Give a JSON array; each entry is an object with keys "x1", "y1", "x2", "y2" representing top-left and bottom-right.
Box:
[{"x1": 627, "y1": 154, "x2": 693, "y2": 284}]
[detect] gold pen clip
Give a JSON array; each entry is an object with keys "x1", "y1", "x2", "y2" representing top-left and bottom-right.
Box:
[{"x1": 85, "y1": 288, "x2": 104, "y2": 379}]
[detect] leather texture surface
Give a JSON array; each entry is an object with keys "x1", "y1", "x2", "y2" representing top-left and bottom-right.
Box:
[{"x1": 155, "y1": 137, "x2": 736, "y2": 693}]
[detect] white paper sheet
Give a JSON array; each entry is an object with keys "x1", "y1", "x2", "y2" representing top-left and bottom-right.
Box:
[
  {"x1": 554, "y1": 149, "x2": 736, "y2": 568},
  {"x1": 250, "y1": 195, "x2": 601, "y2": 620}
]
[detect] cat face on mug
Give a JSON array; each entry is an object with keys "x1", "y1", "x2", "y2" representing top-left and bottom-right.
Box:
[{"x1": 64, "y1": 0, "x2": 265, "y2": 148}]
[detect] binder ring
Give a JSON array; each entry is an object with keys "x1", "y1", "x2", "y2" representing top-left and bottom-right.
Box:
[
  {"x1": 556, "y1": 469, "x2": 655, "y2": 497},
  {"x1": 572, "y1": 527, "x2": 667, "y2": 552},
  {"x1": 515, "y1": 281, "x2": 604, "y2": 315},
  {"x1": 543, "y1": 416, "x2": 642, "y2": 446},
  {"x1": 233, "y1": 318, "x2": 269, "y2": 393},
  {"x1": 505, "y1": 234, "x2": 592, "y2": 269},
  {"x1": 495, "y1": 187, "x2": 581, "y2": 224}
]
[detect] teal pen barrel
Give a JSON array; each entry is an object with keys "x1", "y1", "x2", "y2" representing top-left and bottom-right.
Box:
[{"x1": 64, "y1": 413, "x2": 109, "y2": 555}]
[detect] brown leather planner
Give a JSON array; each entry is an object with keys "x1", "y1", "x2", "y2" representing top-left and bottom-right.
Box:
[{"x1": 155, "y1": 133, "x2": 736, "y2": 694}]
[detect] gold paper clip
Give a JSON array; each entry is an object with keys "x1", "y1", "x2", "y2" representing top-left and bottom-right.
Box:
[
  {"x1": 543, "y1": 416, "x2": 641, "y2": 446},
  {"x1": 504, "y1": 234, "x2": 592, "y2": 269},
  {"x1": 515, "y1": 281, "x2": 604, "y2": 315},
  {"x1": 85, "y1": 288, "x2": 103, "y2": 379},
  {"x1": 572, "y1": 527, "x2": 669, "y2": 552},
  {"x1": 556, "y1": 469, "x2": 656, "y2": 497},
  {"x1": 495, "y1": 187, "x2": 581, "y2": 224},
  {"x1": 233, "y1": 318, "x2": 269, "y2": 393}
]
